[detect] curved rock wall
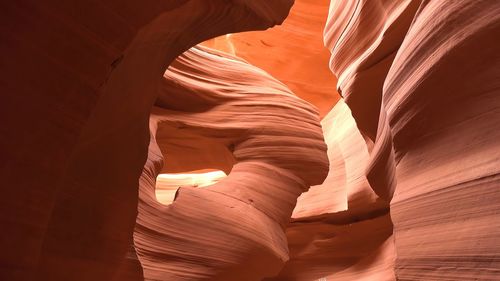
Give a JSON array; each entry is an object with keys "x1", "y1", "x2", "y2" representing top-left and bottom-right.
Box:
[
  {"x1": 2, "y1": 0, "x2": 500, "y2": 280},
  {"x1": 135, "y1": 46, "x2": 328, "y2": 281},
  {"x1": 0, "y1": 1, "x2": 295, "y2": 280},
  {"x1": 324, "y1": 0, "x2": 500, "y2": 280},
  {"x1": 268, "y1": 100, "x2": 395, "y2": 281},
  {"x1": 203, "y1": 0, "x2": 338, "y2": 117}
]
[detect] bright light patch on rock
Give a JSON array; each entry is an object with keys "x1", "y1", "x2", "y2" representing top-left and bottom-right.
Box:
[{"x1": 155, "y1": 171, "x2": 227, "y2": 205}]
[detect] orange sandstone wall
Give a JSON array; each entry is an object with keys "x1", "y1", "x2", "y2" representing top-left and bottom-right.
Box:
[
  {"x1": 203, "y1": 0, "x2": 339, "y2": 117},
  {"x1": 324, "y1": 0, "x2": 500, "y2": 280},
  {"x1": 1, "y1": 0, "x2": 500, "y2": 280},
  {"x1": 0, "y1": 1, "x2": 296, "y2": 280},
  {"x1": 135, "y1": 46, "x2": 328, "y2": 281}
]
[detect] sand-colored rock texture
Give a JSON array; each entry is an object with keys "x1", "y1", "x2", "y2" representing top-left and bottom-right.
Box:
[
  {"x1": 1, "y1": 0, "x2": 500, "y2": 280},
  {"x1": 203, "y1": 0, "x2": 339, "y2": 117},
  {"x1": 135, "y1": 46, "x2": 328, "y2": 281},
  {"x1": 0, "y1": 1, "x2": 300, "y2": 280},
  {"x1": 321, "y1": 0, "x2": 500, "y2": 280},
  {"x1": 266, "y1": 100, "x2": 395, "y2": 281}
]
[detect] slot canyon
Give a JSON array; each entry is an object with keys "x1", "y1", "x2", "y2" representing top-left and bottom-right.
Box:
[{"x1": 1, "y1": 0, "x2": 499, "y2": 280}]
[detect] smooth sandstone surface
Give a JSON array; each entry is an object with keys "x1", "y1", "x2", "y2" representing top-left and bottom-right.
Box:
[
  {"x1": 155, "y1": 171, "x2": 227, "y2": 205},
  {"x1": 203, "y1": 0, "x2": 339, "y2": 118},
  {"x1": 269, "y1": 100, "x2": 395, "y2": 281},
  {"x1": 1, "y1": 0, "x2": 499, "y2": 280},
  {"x1": 387, "y1": 2, "x2": 500, "y2": 279},
  {"x1": 135, "y1": 46, "x2": 328, "y2": 281},
  {"x1": 323, "y1": 0, "x2": 500, "y2": 280},
  {"x1": 0, "y1": 1, "x2": 296, "y2": 280}
]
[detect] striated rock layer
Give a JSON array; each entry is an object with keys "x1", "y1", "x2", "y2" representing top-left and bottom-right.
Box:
[
  {"x1": 0, "y1": 1, "x2": 297, "y2": 280},
  {"x1": 267, "y1": 100, "x2": 395, "y2": 281},
  {"x1": 135, "y1": 46, "x2": 328, "y2": 281},
  {"x1": 203, "y1": 0, "x2": 339, "y2": 117},
  {"x1": 2, "y1": 0, "x2": 500, "y2": 280},
  {"x1": 323, "y1": 0, "x2": 500, "y2": 280}
]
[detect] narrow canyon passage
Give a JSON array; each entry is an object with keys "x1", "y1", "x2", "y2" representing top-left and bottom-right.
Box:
[{"x1": 1, "y1": 1, "x2": 499, "y2": 281}]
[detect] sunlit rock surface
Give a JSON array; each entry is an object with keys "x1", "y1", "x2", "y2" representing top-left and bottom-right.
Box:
[
  {"x1": 323, "y1": 0, "x2": 500, "y2": 280},
  {"x1": 134, "y1": 46, "x2": 328, "y2": 281},
  {"x1": 203, "y1": 0, "x2": 339, "y2": 117},
  {"x1": 266, "y1": 100, "x2": 395, "y2": 281},
  {"x1": 1, "y1": 0, "x2": 499, "y2": 280},
  {"x1": 155, "y1": 171, "x2": 226, "y2": 205}
]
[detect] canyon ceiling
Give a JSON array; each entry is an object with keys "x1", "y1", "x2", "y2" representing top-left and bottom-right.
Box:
[{"x1": 0, "y1": 0, "x2": 499, "y2": 281}]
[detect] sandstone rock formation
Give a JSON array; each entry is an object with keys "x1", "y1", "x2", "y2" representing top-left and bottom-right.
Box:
[
  {"x1": 202, "y1": 0, "x2": 500, "y2": 280},
  {"x1": 268, "y1": 100, "x2": 395, "y2": 281},
  {"x1": 135, "y1": 46, "x2": 328, "y2": 281},
  {"x1": 1, "y1": 0, "x2": 499, "y2": 280},
  {"x1": 203, "y1": 0, "x2": 338, "y2": 117},
  {"x1": 155, "y1": 171, "x2": 227, "y2": 205},
  {"x1": 321, "y1": 0, "x2": 500, "y2": 280},
  {"x1": 0, "y1": 1, "x2": 298, "y2": 280}
]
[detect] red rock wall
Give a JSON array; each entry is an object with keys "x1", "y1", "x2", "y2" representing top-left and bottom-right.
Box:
[
  {"x1": 268, "y1": 100, "x2": 396, "y2": 281},
  {"x1": 323, "y1": 0, "x2": 500, "y2": 280},
  {"x1": 0, "y1": 1, "x2": 296, "y2": 280},
  {"x1": 2, "y1": 0, "x2": 500, "y2": 280},
  {"x1": 135, "y1": 46, "x2": 328, "y2": 281},
  {"x1": 203, "y1": 0, "x2": 338, "y2": 118}
]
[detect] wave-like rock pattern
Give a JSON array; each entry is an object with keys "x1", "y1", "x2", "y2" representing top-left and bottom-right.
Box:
[
  {"x1": 203, "y1": 0, "x2": 338, "y2": 117},
  {"x1": 324, "y1": 0, "x2": 500, "y2": 280},
  {"x1": 3, "y1": 0, "x2": 500, "y2": 280},
  {"x1": 293, "y1": 100, "x2": 389, "y2": 220},
  {"x1": 267, "y1": 100, "x2": 395, "y2": 281},
  {"x1": 0, "y1": 1, "x2": 296, "y2": 280},
  {"x1": 324, "y1": 0, "x2": 422, "y2": 201},
  {"x1": 135, "y1": 46, "x2": 329, "y2": 281},
  {"x1": 387, "y1": 1, "x2": 500, "y2": 279}
]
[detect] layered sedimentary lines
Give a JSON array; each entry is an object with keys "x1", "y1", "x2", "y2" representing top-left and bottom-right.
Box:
[
  {"x1": 324, "y1": 0, "x2": 500, "y2": 280},
  {"x1": 203, "y1": 0, "x2": 338, "y2": 117},
  {"x1": 0, "y1": 1, "x2": 298, "y2": 280},
  {"x1": 275, "y1": 213, "x2": 394, "y2": 281},
  {"x1": 386, "y1": 1, "x2": 500, "y2": 279},
  {"x1": 134, "y1": 46, "x2": 328, "y2": 281},
  {"x1": 2, "y1": 0, "x2": 500, "y2": 280},
  {"x1": 324, "y1": 0, "x2": 422, "y2": 201},
  {"x1": 268, "y1": 100, "x2": 395, "y2": 281}
]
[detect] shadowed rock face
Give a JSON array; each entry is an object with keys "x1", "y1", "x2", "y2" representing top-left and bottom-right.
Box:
[
  {"x1": 0, "y1": 1, "x2": 295, "y2": 280},
  {"x1": 1, "y1": 0, "x2": 500, "y2": 281}
]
